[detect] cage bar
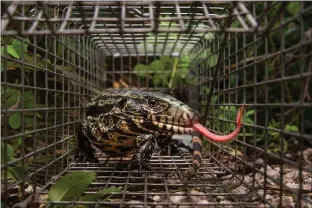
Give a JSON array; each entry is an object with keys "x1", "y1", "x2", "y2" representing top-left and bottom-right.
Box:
[{"x1": 1, "y1": 1, "x2": 312, "y2": 208}]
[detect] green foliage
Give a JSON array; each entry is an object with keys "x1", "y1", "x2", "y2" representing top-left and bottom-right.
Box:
[
  {"x1": 200, "y1": 85, "x2": 300, "y2": 154},
  {"x1": 218, "y1": 2, "x2": 312, "y2": 153},
  {"x1": 48, "y1": 171, "x2": 96, "y2": 202},
  {"x1": 2, "y1": 45, "x2": 20, "y2": 59},
  {"x1": 11, "y1": 137, "x2": 22, "y2": 151},
  {"x1": 1, "y1": 165, "x2": 28, "y2": 199},
  {"x1": 285, "y1": 124, "x2": 299, "y2": 132},
  {"x1": 134, "y1": 17, "x2": 215, "y2": 88},
  {"x1": 200, "y1": 48, "x2": 218, "y2": 68},
  {"x1": 8, "y1": 113, "x2": 21, "y2": 129},
  {"x1": 244, "y1": 110, "x2": 255, "y2": 124},
  {"x1": 199, "y1": 87, "x2": 255, "y2": 138},
  {"x1": 250, "y1": 119, "x2": 299, "y2": 153},
  {"x1": 5, "y1": 88, "x2": 20, "y2": 107},
  {"x1": 1, "y1": 142, "x2": 15, "y2": 164},
  {"x1": 24, "y1": 90, "x2": 34, "y2": 109},
  {"x1": 1, "y1": 40, "x2": 46, "y2": 173},
  {"x1": 4, "y1": 166, "x2": 28, "y2": 182},
  {"x1": 1, "y1": 24, "x2": 97, "y2": 206},
  {"x1": 79, "y1": 187, "x2": 121, "y2": 202},
  {"x1": 11, "y1": 38, "x2": 30, "y2": 57},
  {"x1": 134, "y1": 64, "x2": 149, "y2": 76},
  {"x1": 205, "y1": 102, "x2": 254, "y2": 133},
  {"x1": 1, "y1": 142, "x2": 28, "y2": 197},
  {"x1": 1, "y1": 87, "x2": 39, "y2": 131},
  {"x1": 134, "y1": 55, "x2": 195, "y2": 88},
  {"x1": 1, "y1": 38, "x2": 30, "y2": 60},
  {"x1": 287, "y1": 2, "x2": 300, "y2": 15},
  {"x1": 48, "y1": 171, "x2": 121, "y2": 207}
]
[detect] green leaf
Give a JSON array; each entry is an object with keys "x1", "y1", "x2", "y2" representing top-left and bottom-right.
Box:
[
  {"x1": 269, "y1": 130, "x2": 280, "y2": 139},
  {"x1": 175, "y1": 68, "x2": 188, "y2": 79},
  {"x1": 178, "y1": 56, "x2": 190, "y2": 68},
  {"x1": 24, "y1": 90, "x2": 34, "y2": 109},
  {"x1": 229, "y1": 106, "x2": 237, "y2": 114},
  {"x1": 243, "y1": 117, "x2": 254, "y2": 124},
  {"x1": 1, "y1": 45, "x2": 20, "y2": 59},
  {"x1": 178, "y1": 63, "x2": 189, "y2": 70},
  {"x1": 12, "y1": 137, "x2": 22, "y2": 151},
  {"x1": 25, "y1": 116, "x2": 34, "y2": 128},
  {"x1": 204, "y1": 33, "x2": 214, "y2": 40},
  {"x1": 159, "y1": 56, "x2": 173, "y2": 64},
  {"x1": 229, "y1": 123, "x2": 236, "y2": 131},
  {"x1": 1, "y1": 169, "x2": 16, "y2": 181},
  {"x1": 149, "y1": 60, "x2": 165, "y2": 72},
  {"x1": 231, "y1": 20, "x2": 239, "y2": 27},
  {"x1": 23, "y1": 54, "x2": 48, "y2": 71},
  {"x1": 153, "y1": 73, "x2": 169, "y2": 87},
  {"x1": 200, "y1": 86, "x2": 210, "y2": 94},
  {"x1": 11, "y1": 38, "x2": 30, "y2": 58},
  {"x1": 80, "y1": 187, "x2": 121, "y2": 202},
  {"x1": 207, "y1": 54, "x2": 218, "y2": 68},
  {"x1": 36, "y1": 113, "x2": 43, "y2": 119},
  {"x1": 246, "y1": 110, "x2": 255, "y2": 116},
  {"x1": 285, "y1": 124, "x2": 299, "y2": 132},
  {"x1": 48, "y1": 171, "x2": 96, "y2": 202},
  {"x1": 1, "y1": 142, "x2": 15, "y2": 164},
  {"x1": 7, "y1": 45, "x2": 20, "y2": 59},
  {"x1": 56, "y1": 43, "x2": 63, "y2": 58},
  {"x1": 200, "y1": 100, "x2": 207, "y2": 105},
  {"x1": 9, "y1": 113, "x2": 21, "y2": 129},
  {"x1": 6, "y1": 89, "x2": 20, "y2": 107},
  {"x1": 6, "y1": 166, "x2": 28, "y2": 181},
  {"x1": 134, "y1": 64, "x2": 148, "y2": 74},
  {"x1": 287, "y1": 2, "x2": 300, "y2": 15},
  {"x1": 249, "y1": 137, "x2": 264, "y2": 143}
]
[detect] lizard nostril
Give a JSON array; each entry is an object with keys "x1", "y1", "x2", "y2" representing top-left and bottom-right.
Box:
[
  {"x1": 192, "y1": 116, "x2": 200, "y2": 124},
  {"x1": 182, "y1": 111, "x2": 200, "y2": 125},
  {"x1": 182, "y1": 111, "x2": 194, "y2": 121}
]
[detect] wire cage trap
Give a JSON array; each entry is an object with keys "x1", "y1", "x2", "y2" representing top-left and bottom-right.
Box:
[{"x1": 1, "y1": 1, "x2": 312, "y2": 208}]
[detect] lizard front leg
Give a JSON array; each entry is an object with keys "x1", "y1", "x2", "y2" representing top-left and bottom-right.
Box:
[
  {"x1": 76, "y1": 123, "x2": 98, "y2": 163},
  {"x1": 127, "y1": 134, "x2": 155, "y2": 171},
  {"x1": 157, "y1": 135, "x2": 193, "y2": 156}
]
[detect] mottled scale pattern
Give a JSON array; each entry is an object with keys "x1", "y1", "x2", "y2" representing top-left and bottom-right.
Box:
[{"x1": 77, "y1": 88, "x2": 203, "y2": 183}]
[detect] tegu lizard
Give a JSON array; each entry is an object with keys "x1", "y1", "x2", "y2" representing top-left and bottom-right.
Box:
[{"x1": 77, "y1": 89, "x2": 243, "y2": 183}]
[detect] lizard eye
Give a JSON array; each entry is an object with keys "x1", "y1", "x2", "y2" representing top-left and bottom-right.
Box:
[{"x1": 147, "y1": 99, "x2": 159, "y2": 107}]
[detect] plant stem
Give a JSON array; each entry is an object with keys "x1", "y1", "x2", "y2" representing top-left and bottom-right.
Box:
[{"x1": 168, "y1": 57, "x2": 178, "y2": 88}]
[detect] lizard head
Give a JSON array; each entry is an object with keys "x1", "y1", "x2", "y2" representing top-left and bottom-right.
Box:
[{"x1": 86, "y1": 89, "x2": 200, "y2": 135}]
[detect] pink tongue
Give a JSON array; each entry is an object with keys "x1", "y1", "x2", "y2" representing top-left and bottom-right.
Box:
[
  {"x1": 192, "y1": 123, "x2": 239, "y2": 142},
  {"x1": 192, "y1": 105, "x2": 244, "y2": 142}
]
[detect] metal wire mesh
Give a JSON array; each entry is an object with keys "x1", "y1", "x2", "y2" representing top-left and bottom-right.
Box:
[
  {"x1": 1, "y1": 1, "x2": 312, "y2": 208},
  {"x1": 38, "y1": 152, "x2": 262, "y2": 208}
]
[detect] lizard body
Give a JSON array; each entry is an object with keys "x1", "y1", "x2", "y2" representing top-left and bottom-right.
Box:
[
  {"x1": 77, "y1": 89, "x2": 243, "y2": 182},
  {"x1": 77, "y1": 89, "x2": 202, "y2": 182}
]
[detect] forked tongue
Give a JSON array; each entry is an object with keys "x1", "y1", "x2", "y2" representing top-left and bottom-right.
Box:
[{"x1": 192, "y1": 105, "x2": 244, "y2": 142}]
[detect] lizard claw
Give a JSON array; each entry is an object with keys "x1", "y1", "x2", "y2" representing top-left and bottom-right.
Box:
[
  {"x1": 159, "y1": 145, "x2": 172, "y2": 156},
  {"x1": 177, "y1": 166, "x2": 191, "y2": 187},
  {"x1": 126, "y1": 159, "x2": 151, "y2": 172}
]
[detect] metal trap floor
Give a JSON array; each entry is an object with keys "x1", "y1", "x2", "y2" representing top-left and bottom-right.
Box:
[{"x1": 38, "y1": 151, "x2": 261, "y2": 208}]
